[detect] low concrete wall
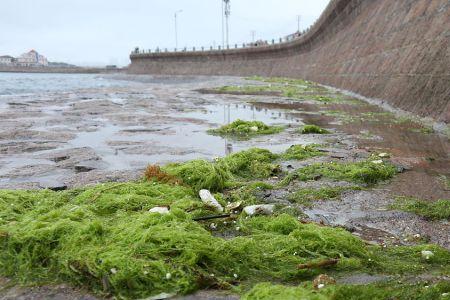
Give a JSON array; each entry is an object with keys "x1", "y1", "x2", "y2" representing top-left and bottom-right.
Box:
[
  {"x1": 0, "y1": 66, "x2": 127, "y2": 74},
  {"x1": 129, "y1": 0, "x2": 450, "y2": 123}
]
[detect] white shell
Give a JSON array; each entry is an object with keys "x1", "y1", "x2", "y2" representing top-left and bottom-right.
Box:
[
  {"x1": 149, "y1": 207, "x2": 170, "y2": 214},
  {"x1": 199, "y1": 189, "x2": 224, "y2": 212},
  {"x1": 243, "y1": 204, "x2": 275, "y2": 216}
]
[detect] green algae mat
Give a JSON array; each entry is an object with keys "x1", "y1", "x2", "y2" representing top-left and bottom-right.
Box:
[{"x1": 1, "y1": 148, "x2": 449, "y2": 299}]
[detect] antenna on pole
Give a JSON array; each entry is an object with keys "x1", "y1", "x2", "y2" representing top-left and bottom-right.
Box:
[{"x1": 223, "y1": 0, "x2": 231, "y2": 46}]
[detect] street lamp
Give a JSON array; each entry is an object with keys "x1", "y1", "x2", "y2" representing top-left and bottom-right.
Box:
[
  {"x1": 223, "y1": 0, "x2": 230, "y2": 47},
  {"x1": 175, "y1": 10, "x2": 183, "y2": 49},
  {"x1": 221, "y1": 1, "x2": 225, "y2": 47}
]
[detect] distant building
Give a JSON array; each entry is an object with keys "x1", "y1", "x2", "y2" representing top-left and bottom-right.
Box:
[
  {"x1": 0, "y1": 55, "x2": 15, "y2": 65},
  {"x1": 17, "y1": 50, "x2": 48, "y2": 67}
]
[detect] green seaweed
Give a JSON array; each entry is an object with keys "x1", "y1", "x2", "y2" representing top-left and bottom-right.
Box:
[
  {"x1": 243, "y1": 281, "x2": 450, "y2": 300},
  {"x1": 288, "y1": 186, "x2": 360, "y2": 207},
  {"x1": 164, "y1": 159, "x2": 232, "y2": 192},
  {"x1": 162, "y1": 149, "x2": 280, "y2": 192},
  {"x1": 222, "y1": 148, "x2": 280, "y2": 179},
  {"x1": 281, "y1": 159, "x2": 397, "y2": 186},
  {"x1": 391, "y1": 197, "x2": 450, "y2": 220},
  {"x1": 282, "y1": 144, "x2": 324, "y2": 160},
  {"x1": 300, "y1": 125, "x2": 330, "y2": 134},
  {"x1": 207, "y1": 119, "x2": 284, "y2": 138},
  {"x1": 1, "y1": 186, "x2": 449, "y2": 299},
  {"x1": 214, "y1": 79, "x2": 334, "y2": 102},
  {"x1": 410, "y1": 127, "x2": 435, "y2": 134},
  {"x1": 0, "y1": 148, "x2": 447, "y2": 299},
  {"x1": 245, "y1": 76, "x2": 312, "y2": 86}
]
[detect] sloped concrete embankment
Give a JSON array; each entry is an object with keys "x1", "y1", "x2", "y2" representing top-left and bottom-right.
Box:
[{"x1": 129, "y1": 0, "x2": 450, "y2": 123}]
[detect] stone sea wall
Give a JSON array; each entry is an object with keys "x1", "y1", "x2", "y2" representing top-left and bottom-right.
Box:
[{"x1": 129, "y1": 0, "x2": 450, "y2": 123}]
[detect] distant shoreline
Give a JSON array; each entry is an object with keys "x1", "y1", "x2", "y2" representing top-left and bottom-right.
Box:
[{"x1": 0, "y1": 65, "x2": 127, "y2": 74}]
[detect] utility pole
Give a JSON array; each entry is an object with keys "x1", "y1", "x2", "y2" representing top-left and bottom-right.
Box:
[
  {"x1": 297, "y1": 15, "x2": 301, "y2": 32},
  {"x1": 175, "y1": 10, "x2": 183, "y2": 49},
  {"x1": 223, "y1": 0, "x2": 231, "y2": 46}
]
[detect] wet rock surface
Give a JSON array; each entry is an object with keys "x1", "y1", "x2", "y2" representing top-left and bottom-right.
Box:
[{"x1": 0, "y1": 75, "x2": 308, "y2": 190}]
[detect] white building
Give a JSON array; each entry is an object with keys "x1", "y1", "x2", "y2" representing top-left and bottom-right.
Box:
[
  {"x1": 0, "y1": 55, "x2": 14, "y2": 65},
  {"x1": 17, "y1": 50, "x2": 48, "y2": 67}
]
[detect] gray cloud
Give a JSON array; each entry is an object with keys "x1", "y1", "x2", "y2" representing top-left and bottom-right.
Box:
[{"x1": 0, "y1": 0, "x2": 329, "y2": 66}]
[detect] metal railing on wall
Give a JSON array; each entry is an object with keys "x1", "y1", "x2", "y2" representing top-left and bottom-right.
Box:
[{"x1": 130, "y1": 31, "x2": 308, "y2": 55}]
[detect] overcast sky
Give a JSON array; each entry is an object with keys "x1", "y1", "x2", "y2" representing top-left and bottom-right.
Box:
[{"x1": 0, "y1": 0, "x2": 330, "y2": 67}]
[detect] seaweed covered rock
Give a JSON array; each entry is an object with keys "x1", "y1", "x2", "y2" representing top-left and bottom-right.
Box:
[
  {"x1": 282, "y1": 144, "x2": 324, "y2": 160},
  {"x1": 282, "y1": 158, "x2": 397, "y2": 186},
  {"x1": 222, "y1": 148, "x2": 280, "y2": 179},
  {"x1": 208, "y1": 119, "x2": 284, "y2": 138},
  {"x1": 300, "y1": 125, "x2": 330, "y2": 134}
]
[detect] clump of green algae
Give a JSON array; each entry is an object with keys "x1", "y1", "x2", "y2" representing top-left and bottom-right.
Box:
[
  {"x1": 281, "y1": 158, "x2": 397, "y2": 186},
  {"x1": 207, "y1": 119, "x2": 283, "y2": 138},
  {"x1": 215, "y1": 76, "x2": 343, "y2": 103},
  {"x1": 288, "y1": 186, "x2": 361, "y2": 207},
  {"x1": 300, "y1": 125, "x2": 330, "y2": 134},
  {"x1": 0, "y1": 148, "x2": 449, "y2": 299},
  {"x1": 391, "y1": 196, "x2": 450, "y2": 220},
  {"x1": 242, "y1": 281, "x2": 450, "y2": 300},
  {"x1": 282, "y1": 144, "x2": 324, "y2": 160}
]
